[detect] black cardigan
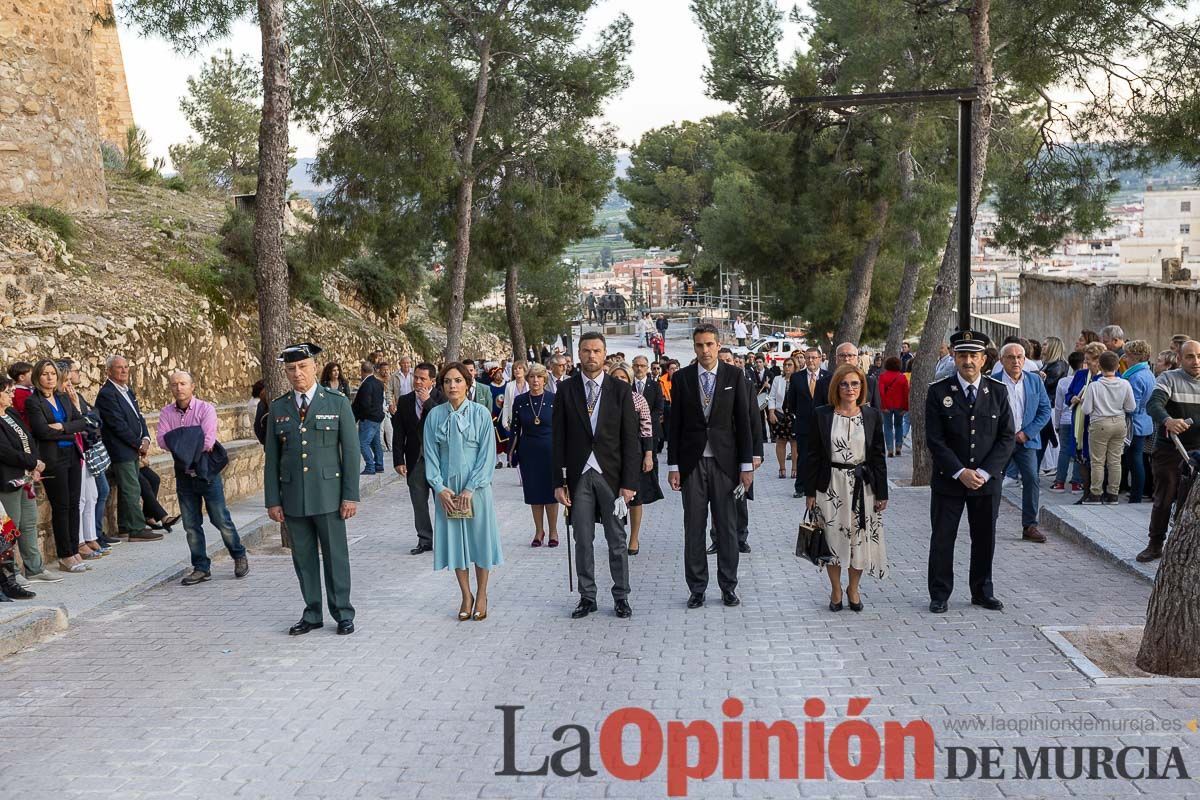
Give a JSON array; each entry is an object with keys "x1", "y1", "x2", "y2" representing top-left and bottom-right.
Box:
[
  {"x1": 24, "y1": 392, "x2": 88, "y2": 462},
  {"x1": 803, "y1": 405, "x2": 888, "y2": 501},
  {"x1": 0, "y1": 410, "x2": 39, "y2": 487}
]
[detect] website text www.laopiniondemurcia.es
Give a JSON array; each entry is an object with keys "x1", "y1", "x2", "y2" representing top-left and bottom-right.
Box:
[{"x1": 496, "y1": 698, "x2": 1192, "y2": 796}]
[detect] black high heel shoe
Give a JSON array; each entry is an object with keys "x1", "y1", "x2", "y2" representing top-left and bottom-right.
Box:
[
  {"x1": 829, "y1": 592, "x2": 843, "y2": 612},
  {"x1": 847, "y1": 591, "x2": 864, "y2": 612}
]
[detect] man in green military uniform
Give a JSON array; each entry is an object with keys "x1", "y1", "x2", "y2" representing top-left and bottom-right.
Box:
[{"x1": 265, "y1": 343, "x2": 361, "y2": 636}]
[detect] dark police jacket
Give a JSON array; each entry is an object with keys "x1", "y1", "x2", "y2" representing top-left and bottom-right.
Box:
[{"x1": 924, "y1": 374, "x2": 1016, "y2": 497}]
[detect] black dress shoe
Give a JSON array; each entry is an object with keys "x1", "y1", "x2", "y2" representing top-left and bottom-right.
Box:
[
  {"x1": 337, "y1": 620, "x2": 355, "y2": 635},
  {"x1": 687, "y1": 593, "x2": 705, "y2": 609},
  {"x1": 288, "y1": 620, "x2": 324, "y2": 636},
  {"x1": 929, "y1": 600, "x2": 948, "y2": 614},
  {"x1": 971, "y1": 596, "x2": 1004, "y2": 611},
  {"x1": 738, "y1": 542, "x2": 751, "y2": 553},
  {"x1": 722, "y1": 591, "x2": 740, "y2": 607},
  {"x1": 614, "y1": 599, "x2": 632, "y2": 618},
  {"x1": 409, "y1": 543, "x2": 432, "y2": 555},
  {"x1": 793, "y1": 491, "x2": 803, "y2": 499},
  {"x1": 161, "y1": 514, "x2": 181, "y2": 532},
  {"x1": 706, "y1": 543, "x2": 718, "y2": 555},
  {"x1": 571, "y1": 599, "x2": 598, "y2": 619}
]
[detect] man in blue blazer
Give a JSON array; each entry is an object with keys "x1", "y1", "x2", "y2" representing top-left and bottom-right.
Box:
[
  {"x1": 787, "y1": 346, "x2": 831, "y2": 498},
  {"x1": 94, "y1": 355, "x2": 163, "y2": 541},
  {"x1": 997, "y1": 343, "x2": 1052, "y2": 542}
]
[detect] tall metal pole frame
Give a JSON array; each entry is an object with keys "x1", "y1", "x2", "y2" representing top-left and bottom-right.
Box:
[{"x1": 792, "y1": 87, "x2": 979, "y2": 332}]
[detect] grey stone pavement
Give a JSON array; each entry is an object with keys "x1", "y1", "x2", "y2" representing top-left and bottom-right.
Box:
[{"x1": 1, "y1": 332, "x2": 1198, "y2": 799}]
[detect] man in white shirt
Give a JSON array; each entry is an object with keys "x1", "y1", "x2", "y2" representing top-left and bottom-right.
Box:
[{"x1": 733, "y1": 315, "x2": 749, "y2": 347}]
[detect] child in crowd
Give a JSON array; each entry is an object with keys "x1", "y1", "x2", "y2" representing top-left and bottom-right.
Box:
[{"x1": 1080, "y1": 351, "x2": 1135, "y2": 504}]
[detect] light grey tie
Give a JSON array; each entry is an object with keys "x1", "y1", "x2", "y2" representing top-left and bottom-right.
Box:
[
  {"x1": 586, "y1": 379, "x2": 598, "y2": 414},
  {"x1": 701, "y1": 371, "x2": 715, "y2": 419}
]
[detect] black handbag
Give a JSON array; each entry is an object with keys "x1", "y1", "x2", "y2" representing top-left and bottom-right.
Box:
[{"x1": 795, "y1": 507, "x2": 835, "y2": 566}]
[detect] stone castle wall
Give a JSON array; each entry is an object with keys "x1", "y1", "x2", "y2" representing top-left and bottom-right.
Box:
[
  {"x1": 89, "y1": 0, "x2": 135, "y2": 148},
  {"x1": 0, "y1": 0, "x2": 108, "y2": 210}
]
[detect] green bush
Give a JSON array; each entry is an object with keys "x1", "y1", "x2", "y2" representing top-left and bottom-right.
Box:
[
  {"x1": 343, "y1": 253, "x2": 403, "y2": 313},
  {"x1": 19, "y1": 204, "x2": 78, "y2": 247},
  {"x1": 162, "y1": 175, "x2": 189, "y2": 192},
  {"x1": 399, "y1": 322, "x2": 436, "y2": 361}
]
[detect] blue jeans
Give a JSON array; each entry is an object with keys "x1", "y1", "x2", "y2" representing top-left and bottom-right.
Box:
[
  {"x1": 1054, "y1": 423, "x2": 1082, "y2": 484},
  {"x1": 1126, "y1": 434, "x2": 1147, "y2": 502},
  {"x1": 358, "y1": 420, "x2": 383, "y2": 472},
  {"x1": 177, "y1": 473, "x2": 246, "y2": 573},
  {"x1": 881, "y1": 410, "x2": 905, "y2": 452},
  {"x1": 1008, "y1": 447, "x2": 1041, "y2": 528},
  {"x1": 93, "y1": 470, "x2": 110, "y2": 538},
  {"x1": 901, "y1": 412, "x2": 911, "y2": 441}
]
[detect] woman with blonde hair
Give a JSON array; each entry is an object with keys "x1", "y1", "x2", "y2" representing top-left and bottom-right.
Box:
[
  {"x1": 804, "y1": 364, "x2": 888, "y2": 612},
  {"x1": 510, "y1": 362, "x2": 559, "y2": 547}
]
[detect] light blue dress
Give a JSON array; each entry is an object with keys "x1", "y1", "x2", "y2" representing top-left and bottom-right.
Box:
[{"x1": 424, "y1": 399, "x2": 504, "y2": 571}]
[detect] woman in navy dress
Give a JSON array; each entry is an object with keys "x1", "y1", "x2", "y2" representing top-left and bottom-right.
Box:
[{"x1": 510, "y1": 363, "x2": 559, "y2": 547}]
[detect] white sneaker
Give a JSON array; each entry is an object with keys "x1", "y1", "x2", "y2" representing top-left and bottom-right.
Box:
[
  {"x1": 13, "y1": 573, "x2": 31, "y2": 588},
  {"x1": 26, "y1": 572, "x2": 65, "y2": 583}
]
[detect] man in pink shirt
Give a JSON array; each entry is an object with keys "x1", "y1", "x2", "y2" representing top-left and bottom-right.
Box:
[{"x1": 157, "y1": 371, "x2": 248, "y2": 585}]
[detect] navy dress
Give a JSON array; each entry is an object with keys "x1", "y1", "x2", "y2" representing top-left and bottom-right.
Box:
[{"x1": 511, "y1": 390, "x2": 556, "y2": 505}]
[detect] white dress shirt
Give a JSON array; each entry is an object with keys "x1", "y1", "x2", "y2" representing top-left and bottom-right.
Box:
[
  {"x1": 294, "y1": 383, "x2": 318, "y2": 412},
  {"x1": 1001, "y1": 369, "x2": 1026, "y2": 435},
  {"x1": 953, "y1": 373, "x2": 990, "y2": 482}
]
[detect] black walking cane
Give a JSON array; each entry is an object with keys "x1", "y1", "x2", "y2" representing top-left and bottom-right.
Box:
[{"x1": 563, "y1": 487, "x2": 574, "y2": 593}]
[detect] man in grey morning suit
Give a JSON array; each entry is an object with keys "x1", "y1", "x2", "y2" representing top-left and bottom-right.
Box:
[
  {"x1": 552, "y1": 332, "x2": 641, "y2": 619},
  {"x1": 668, "y1": 324, "x2": 755, "y2": 609}
]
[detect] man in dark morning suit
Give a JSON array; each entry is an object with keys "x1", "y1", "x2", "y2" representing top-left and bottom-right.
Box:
[
  {"x1": 668, "y1": 324, "x2": 755, "y2": 608},
  {"x1": 392, "y1": 362, "x2": 444, "y2": 555},
  {"x1": 709, "y1": 348, "x2": 763, "y2": 555},
  {"x1": 95, "y1": 354, "x2": 163, "y2": 541},
  {"x1": 788, "y1": 346, "x2": 832, "y2": 498},
  {"x1": 925, "y1": 329, "x2": 1016, "y2": 614},
  {"x1": 552, "y1": 332, "x2": 641, "y2": 619}
]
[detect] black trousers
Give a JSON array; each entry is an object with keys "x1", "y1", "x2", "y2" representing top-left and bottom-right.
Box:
[
  {"x1": 793, "y1": 430, "x2": 810, "y2": 495},
  {"x1": 683, "y1": 458, "x2": 738, "y2": 594},
  {"x1": 139, "y1": 465, "x2": 169, "y2": 521},
  {"x1": 928, "y1": 490, "x2": 1000, "y2": 602},
  {"x1": 43, "y1": 449, "x2": 82, "y2": 558}
]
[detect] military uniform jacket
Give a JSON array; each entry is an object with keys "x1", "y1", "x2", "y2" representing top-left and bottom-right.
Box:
[
  {"x1": 265, "y1": 387, "x2": 361, "y2": 517},
  {"x1": 924, "y1": 374, "x2": 1015, "y2": 497}
]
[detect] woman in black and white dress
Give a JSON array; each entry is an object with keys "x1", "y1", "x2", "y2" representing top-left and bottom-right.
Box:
[{"x1": 804, "y1": 363, "x2": 888, "y2": 613}]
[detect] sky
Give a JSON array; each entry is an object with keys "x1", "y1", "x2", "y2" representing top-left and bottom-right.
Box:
[{"x1": 117, "y1": 0, "x2": 806, "y2": 168}]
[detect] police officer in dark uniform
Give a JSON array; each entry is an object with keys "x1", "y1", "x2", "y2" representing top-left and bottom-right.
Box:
[
  {"x1": 924, "y1": 330, "x2": 1015, "y2": 614},
  {"x1": 265, "y1": 343, "x2": 361, "y2": 636}
]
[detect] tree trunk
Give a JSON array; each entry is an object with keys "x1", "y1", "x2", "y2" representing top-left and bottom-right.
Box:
[
  {"x1": 504, "y1": 260, "x2": 527, "y2": 361},
  {"x1": 886, "y1": 142, "x2": 923, "y2": 359},
  {"x1": 910, "y1": 0, "x2": 993, "y2": 486},
  {"x1": 1137, "y1": 474, "x2": 1200, "y2": 676},
  {"x1": 833, "y1": 197, "x2": 890, "y2": 347},
  {"x1": 442, "y1": 34, "x2": 494, "y2": 363},
  {"x1": 253, "y1": 0, "x2": 292, "y2": 399}
]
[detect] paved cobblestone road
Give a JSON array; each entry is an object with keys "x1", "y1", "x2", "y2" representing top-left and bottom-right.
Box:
[{"x1": 2, "y1": 333, "x2": 1198, "y2": 798}]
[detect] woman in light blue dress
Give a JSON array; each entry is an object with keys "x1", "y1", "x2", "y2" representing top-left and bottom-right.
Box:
[{"x1": 424, "y1": 363, "x2": 503, "y2": 621}]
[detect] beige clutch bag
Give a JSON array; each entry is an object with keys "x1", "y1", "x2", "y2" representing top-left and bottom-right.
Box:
[{"x1": 446, "y1": 495, "x2": 474, "y2": 519}]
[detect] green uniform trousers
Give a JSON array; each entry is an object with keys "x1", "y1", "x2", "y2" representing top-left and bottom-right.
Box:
[
  {"x1": 112, "y1": 460, "x2": 146, "y2": 534},
  {"x1": 287, "y1": 511, "x2": 354, "y2": 624}
]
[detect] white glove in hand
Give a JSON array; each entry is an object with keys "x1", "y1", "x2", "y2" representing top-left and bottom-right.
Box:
[{"x1": 613, "y1": 496, "x2": 629, "y2": 522}]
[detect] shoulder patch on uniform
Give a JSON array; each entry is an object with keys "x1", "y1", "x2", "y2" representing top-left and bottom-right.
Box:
[{"x1": 275, "y1": 391, "x2": 291, "y2": 402}]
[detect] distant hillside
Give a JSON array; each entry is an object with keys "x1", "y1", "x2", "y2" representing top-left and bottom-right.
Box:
[{"x1": 289, "y1": 158, "x2": 330, "y2": 202}]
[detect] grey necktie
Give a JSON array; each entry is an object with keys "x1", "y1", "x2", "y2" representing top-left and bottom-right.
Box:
[
  {"x1": 586, "y1": 379, "x2": 598, "y2": 414},
  {"x1": 701, "y1": 371, "x2": 715, "y2": 418}
]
